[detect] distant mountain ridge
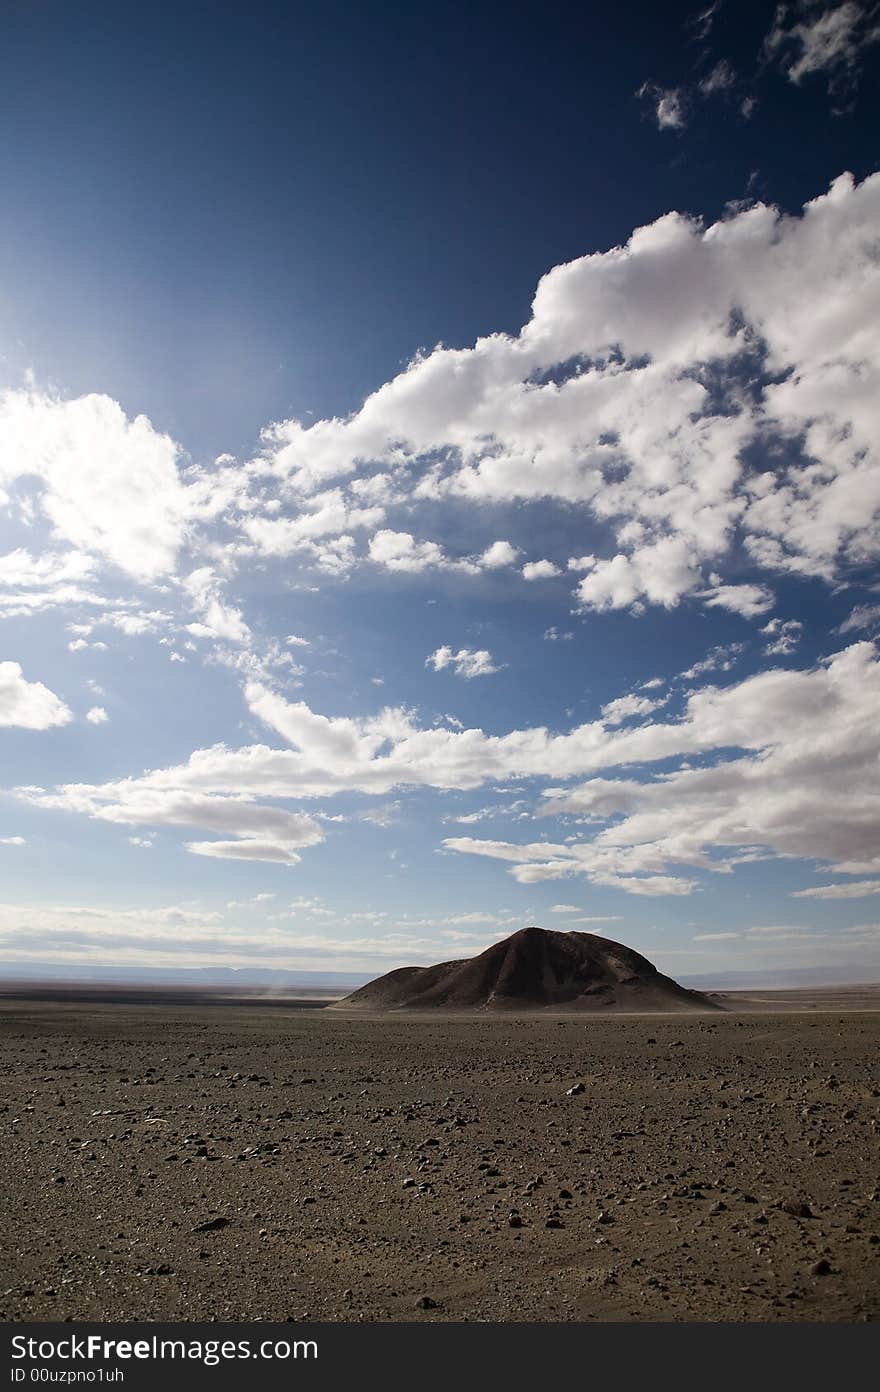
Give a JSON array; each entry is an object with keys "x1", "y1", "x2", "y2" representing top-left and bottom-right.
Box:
[
  {"x1": 332, "y1": 925, "x2": 719, "y2": 1013},
  {"x1": 0, "y1": 963, "x2": 368, "y2": 990}
]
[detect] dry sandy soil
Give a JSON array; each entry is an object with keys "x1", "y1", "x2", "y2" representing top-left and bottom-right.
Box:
[{"x1": 1, "y1": 993, "x2": 878, "y2": 1323}]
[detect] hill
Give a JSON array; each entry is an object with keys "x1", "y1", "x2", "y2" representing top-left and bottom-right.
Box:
[{"x1": 332, "y1": 925, "x2": 719, "y2": 1013}]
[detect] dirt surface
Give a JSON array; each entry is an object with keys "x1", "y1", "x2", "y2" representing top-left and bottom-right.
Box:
[{"x1": 1, "y1": 999, "x2": 878, "y2": 1323}]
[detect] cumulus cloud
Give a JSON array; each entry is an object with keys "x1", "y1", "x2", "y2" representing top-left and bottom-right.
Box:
[
  {"x1": 0, "y1": 662, "x2": 72, "y2": 729},
  {"x1": 426, "y1": 646, "x2": 501, "y2": 678},
  {"x1": 241, "y1": 488, "x2": 384, "y2": 558},
  {"x1": 21, "y1": 641, "x2": 880, "y2": 897},
  {"x1": 680, "y1": 643, "x2": 744, "y2": 681},
  {"x1": 0, "y1": 549, "x2": 96, "y2": 589},
  {"x1": 368, "y1": 530, "x2": 457, "y2": 573},
  {"x1": 576, "y1": 538, "x2": 700, "y2": 611},
  {"x1": 522, "y1": 559, "x2": 561, "y2": 581},
  {"x1": 85, "y1": 706, "x2": 109, "y2": 725},
  {"x1": 184, "y1": 567, "x2": 251, "y2": 645},
  {"x1": 478, "y1": 540, "x2": 520, "y2": 568},
  {"x1": 246, "y1": 173, "x2": 880, "y2": 614},
  {"x1": 761, "y1": 617, "x2": 803, "y2": 655},
  {"x1": 3, "y1": 173, "x2": 878, "y2": 632},
  {"x1": 0, "y1": 548, "x2": 127, "y2": 623},
  {"x1": 366, "y1": 530, "x2": 518, "y2": 576},
  {"x1": 600, "y1": 692, "x2": 668, "y2": 725},
  {"x1": 530, "y1": 642, "x2": 880, "y2": 889},
  {"x1": 700, "y1": 582, "x2": 775, "y2": 617},
  {"x1": 0, "y1": 390, "x2": 191, "y2": 580}
]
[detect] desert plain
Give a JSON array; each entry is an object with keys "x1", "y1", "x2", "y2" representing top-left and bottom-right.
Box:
[{"x1": 1, "y1": 990, "x2": 878, "y2": 1323}]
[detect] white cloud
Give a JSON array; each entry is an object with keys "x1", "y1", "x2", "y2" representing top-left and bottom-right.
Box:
[
  {"x1": 426, "y1": 646, "x2": 500, "y2": 678},
  {"x1": 522, "y1": 559, "x2": 561, "y2": 581},
  {"x1": 478, "y1": 540, "x2": 519, "y2": 568},
  {"x1": 186, "y1": 837, "x2": 309, "y2": 865},
  {"x1": 576, "y1": 538, "x2": 700, "y2": 611},
  {"x1": 532, "y1": 642, "x2": 880, "y2": 889},
  {"x1": 791, "y1": 879, "x2": 880, "y2": 899},
  {"x1": 764, "y1": 1, "x2": 880, "y2": 89},
  {"x1": 638, "y1": 82, "x2": 688, "y2": 129},
  {"x1": 761, "y1": 617, "x2": 803, "y2": 655},
  {"x1": 366, "y1": 531, "x2": 518, "y2": 578},
  {"x1": 838, "y1": 603, "x2": 880, "y2": 634},
  {"x1": 184, "y1": 567, "x2": 251, "y2": 645},
  {"x1": 368, "y1": 530, "x2": 454, "y2": 573},
  {"x1": 0, "y1": 662, "x2": 72, "y2": 729},
  {"x1": 0, "y1": 836, "x2": 26, "y2": 846},
  {"x1": 97, "y1": 610, "x2": 171, "y2": 637},
  {"x1": 24, "y1": 642, "x2": 875, "y2": 837},
  {"x1": 0, "y1": 549, "x2": 96, "y2": 588},
  {"x1": 600, "y1": 692, "x2": 668, "y2": 725},
  {"x1": 18, "y1": 641, "x2": 875, "y2": 899},
  {"x1": 85, "y1": 706, "x2": 109, "y2": 725},
  {"x1": 23, "y1": 775, "x2": 324, "y2": 867},
  {"x1": 0, "y1": 390, "x2": 191, "y2": 580},
  {"x1": 700, "y1": 582, "x2": 775, "y2": 617},
  {"x1": 247, "y1": 173, "x2": 880, "y2": 614},
  {"x1": 241, "y1": 489, "x2": 384, "y2": 557},
  {"x1": 359, "y1": 802, "x2": 400, "y2": 829},
  {"x1": 680, "y1": 642, "x2": 744, "y2": 681},
  {"x1": 0, "y1": 549, "x2": 129, "y2": 624}
]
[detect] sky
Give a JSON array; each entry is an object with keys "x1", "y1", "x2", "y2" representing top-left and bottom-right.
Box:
[{"x1": 0, "y1": 0, "x2": 879, "y2": 984}]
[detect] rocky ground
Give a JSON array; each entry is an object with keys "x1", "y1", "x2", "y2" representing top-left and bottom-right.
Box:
[{"x1": 1, "y1": 999, "x2": 878, "y2": 1322}]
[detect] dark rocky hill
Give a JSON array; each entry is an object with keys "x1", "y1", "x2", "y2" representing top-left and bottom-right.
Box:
[{"x1": 332, "y1": 925, "x2": 719, "y2": 1013}]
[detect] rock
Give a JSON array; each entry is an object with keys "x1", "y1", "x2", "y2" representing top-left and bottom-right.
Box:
[
  {"x1": 810, "y1": 1259, "x2": 832, "y2": 1276},
  {"x1": 781, "y1": 1200, "x2": 814, "y2": 1219},
  {"x1": 566, "y1": 1084, "x2": 585, "y2": 1097},
  {"x1": 191, "y1": 1216, "x2": 230, "y2": 1233},
  {"x1": 414, "y1": 1295, "x2": 438, "y2": 1309},
  {"x1": 545, "y1": 1217, "x2": 563, "y2": 1229},
  {"x1": 508, "y1": 1214, "x2": 523, "y2": 1228}
]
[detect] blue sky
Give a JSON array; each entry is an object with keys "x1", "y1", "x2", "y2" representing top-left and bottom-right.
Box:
[{"x1": 1, "y1": 0, "x2": 879, "y2": 983}]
